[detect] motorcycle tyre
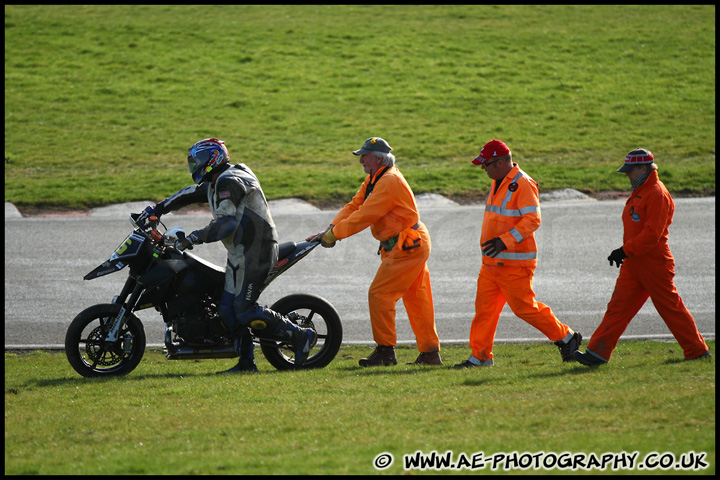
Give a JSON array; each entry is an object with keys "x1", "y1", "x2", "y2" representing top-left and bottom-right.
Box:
[
  {"x1": 261, "y1": 294, "x2": 342, "y2": 371},
  {"x1": 65, "y1": 303, "x2": 147, "y2": 378}
]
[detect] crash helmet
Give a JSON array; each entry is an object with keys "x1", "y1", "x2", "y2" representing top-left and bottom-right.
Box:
[{"x1": 187, "y1": 138, "x2": 230, "y2": 184}]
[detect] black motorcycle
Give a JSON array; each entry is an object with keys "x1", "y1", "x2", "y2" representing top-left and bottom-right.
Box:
[{"x1": 65, "y1": 213, "x2": 342, "y2": 377}]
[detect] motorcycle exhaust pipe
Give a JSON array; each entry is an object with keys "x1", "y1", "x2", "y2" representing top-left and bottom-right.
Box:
[
  {"x1": 164, "y1": 344, "x2": 238, "y2": 360},
  {"x1": 163, "y1": 324, "x2": 237, "y2": 360}
]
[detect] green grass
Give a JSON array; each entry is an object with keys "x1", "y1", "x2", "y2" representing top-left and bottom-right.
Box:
[
  {"x1": 5, "y1": 342, "x2": 715, "y2": 475},
  {"x1": 4, "y1": 5, "x2": 715, "y2": 211}
]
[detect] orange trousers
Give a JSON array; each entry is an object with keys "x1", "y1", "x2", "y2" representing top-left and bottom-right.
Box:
[
  {"x1": 368, "y1": 223, "x2": 440, "y2": 353},
  {"x1": 470, "y1": 265, "x2": 569, "y2": 362},
  {"x1": 587, "y1": 257, "x2": 708, "y2": 361}
]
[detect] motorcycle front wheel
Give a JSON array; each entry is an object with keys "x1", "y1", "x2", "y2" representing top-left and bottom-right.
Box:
[
  {"x1": 261, "y1": 294, "x2": 342, "y2": 370},
  {"x1": 65, "y1": 303, "x2": 147, "y2": 378}
]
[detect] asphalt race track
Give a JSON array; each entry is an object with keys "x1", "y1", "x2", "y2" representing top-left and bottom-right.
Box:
[{"x1": 4, "y1": 194, "x2": 715, "y2": 351}]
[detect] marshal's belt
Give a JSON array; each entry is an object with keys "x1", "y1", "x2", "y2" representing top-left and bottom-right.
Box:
[{"x1": 378, "y1": 222, "x2": 421, "y2": 254}]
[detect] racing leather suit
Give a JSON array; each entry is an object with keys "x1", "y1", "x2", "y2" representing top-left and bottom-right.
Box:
[
  {"x1": 154, "y1": 163, "x2": 304, "y2": 358},
  {"x1": 585, "y1": 169, "x2": 709, "y2": 361},
  {"x1": 331, "y1": 166, "x2": 440, "y2": 353},
  {"x1": 470, "y1": 163, "x2": 571, "y2": 362}
]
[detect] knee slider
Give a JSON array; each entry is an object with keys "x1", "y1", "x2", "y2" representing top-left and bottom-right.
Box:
[
  {"x1": 249, "y1": 318, "x2": 269, "y2": 331},
  {"x1": 236, "y1": 306, "x2": 275, "y2": 332}
]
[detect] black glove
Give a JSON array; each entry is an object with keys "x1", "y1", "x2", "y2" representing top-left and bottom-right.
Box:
[
  {"x1": 607, "y1": 247, "x2": 627, "y2": 268},
  {"x1": 174, "y1": 231, "x2": 199, "y2": 251},
  {"x1": 137, "y1": 205, "x2": 160, "y2": 226},
  {"x1": 174, "y1": 238, "x2": 194, "y2": 251},
  {"x1": 481, "y1": 237, "x2": 507, "y2": 258}
]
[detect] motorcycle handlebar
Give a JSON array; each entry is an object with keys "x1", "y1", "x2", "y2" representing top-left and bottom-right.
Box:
[{"x1": 131, "y1": 212, "x2": 320, "y2": 257}]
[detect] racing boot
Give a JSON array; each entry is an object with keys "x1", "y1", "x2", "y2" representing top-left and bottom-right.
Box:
[
  {"x1": 291, "y1": 327, "x2": 317, "y2": 369},
  {"x1": 217, "y1": 333, "x2": 259, "y2": 374},
  {"x1": 247, "y1": 306, "x2": 316, "y2": 368},
  {"x1": 358, "y1": 345, "x2": 397, "y2": 367}
]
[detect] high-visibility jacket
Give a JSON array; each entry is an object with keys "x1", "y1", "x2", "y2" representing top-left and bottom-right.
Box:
[
  {"x1": 621, "y1": 170, "x2": 673, "y2": 261},
  {"x1": 481, "y1": 163, "x2": 541, "y2": 268},
  {"x1": 585, "y1": 169, "x2": 708, "y2": 361},
  {"x1": 332, "y1": 166, "x2": 420, "y2": 245}
]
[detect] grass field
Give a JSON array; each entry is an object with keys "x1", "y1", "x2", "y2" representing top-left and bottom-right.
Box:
[
  {"x1": 4, "y1": 342, "x2": 715, "y2": 475},
  {"x1": 4, "y1": 5, "x2": 715, "y2": 211},
  {"x1": 4, "y1": 5, "x2": 715, "y2": 476}
]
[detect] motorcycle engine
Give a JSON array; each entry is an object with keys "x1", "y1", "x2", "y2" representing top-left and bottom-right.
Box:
[{"x1": 168, "y1": 296, "x2": 228, "y2": 346}]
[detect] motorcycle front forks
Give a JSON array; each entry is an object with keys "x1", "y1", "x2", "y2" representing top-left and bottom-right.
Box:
[{"x1": 105, "y1": 276, "x2": 143, "y2": 343}]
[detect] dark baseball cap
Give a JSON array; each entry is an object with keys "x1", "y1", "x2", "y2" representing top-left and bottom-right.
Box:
[
  {"x1": 618, "y1": 148, "x2": 654, "y2": 172},
  {"x1": 353, "y1": 137, "x2": 393, "y2": 155}
]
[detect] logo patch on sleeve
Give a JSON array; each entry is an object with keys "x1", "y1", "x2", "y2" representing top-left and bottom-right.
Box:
[{"x1": 218, "y1": 191, "x2": 232, "y2": 199}]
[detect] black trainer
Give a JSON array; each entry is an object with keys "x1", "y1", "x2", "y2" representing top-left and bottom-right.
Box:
[
  {"x1": 555, "y1": 331, "x2": 582, "y2": 362},
  {"x1": 453, "y1": 357, "x2": 494, "y2": 368},
  {"x1": 686, "y1": 351, "x2": 712, "y2": 361},
  {"x1": 573, "y1": 350, "x2": 607, "y2": 366}
]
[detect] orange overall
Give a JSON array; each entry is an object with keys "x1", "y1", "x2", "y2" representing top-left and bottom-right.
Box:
[
  {"x1": 332, "y1": 166, "x2": 440, "y2": 353},
  {"x1": 470, "y1": 164, "x2": 570, "y2": 362},
  {"x1": 586, "y1": 170, "x2": 708, "y2": 360}
]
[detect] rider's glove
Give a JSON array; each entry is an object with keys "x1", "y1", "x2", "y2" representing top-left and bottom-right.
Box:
[
  {"x1": 175, "y1": 231, "x2": 200, "y2": 251},
  {"x1": 608, "y1": 247, "x2": 627, "y2": 268},
  {"x1": 137, "y1": 205, "x2": 160, "y2": 226},
  {"x1": 174, "y1": 237, "x2": 193, "y2": 251},
  {"x1": 481, "y1": 237, "x2": 507, "y2": 258},
  {"x1": 321, "y1": 228, "x2": 338, "y2": 248}
]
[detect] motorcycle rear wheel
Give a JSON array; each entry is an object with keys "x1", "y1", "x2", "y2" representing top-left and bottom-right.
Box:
[
  {"x1": 65, "y1": 303, "x2": 147, "y2": 377},
  {"x1": 261, "y1": 294, "x2": 342, "y2": 370}
]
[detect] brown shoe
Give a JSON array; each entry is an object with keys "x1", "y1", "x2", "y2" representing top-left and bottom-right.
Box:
[
  {"x1": 359, "y1": 346, "x2": 397, "y2": 367},
  {"x1": 407, "y1": 351, "x2": 443, "y2": 366}
]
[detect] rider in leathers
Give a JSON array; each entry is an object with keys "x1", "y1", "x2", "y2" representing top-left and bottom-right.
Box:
[{"x1": 140, "y1": 138, "x2": 316, "y2": 373}]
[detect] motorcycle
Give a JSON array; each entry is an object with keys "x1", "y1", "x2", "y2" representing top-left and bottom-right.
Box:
[{"x1": 65, "y1": 212, "x2": 342, "y2": 377}]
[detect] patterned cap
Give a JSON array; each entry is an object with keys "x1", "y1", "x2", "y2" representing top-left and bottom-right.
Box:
[{"x1": 618, "y1": 148, "x2": 654, "y2": 172}]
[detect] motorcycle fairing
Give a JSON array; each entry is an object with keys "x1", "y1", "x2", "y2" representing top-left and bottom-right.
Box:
[{"x1": 84, "y1": 232, "x2": 147, "y2": 280}]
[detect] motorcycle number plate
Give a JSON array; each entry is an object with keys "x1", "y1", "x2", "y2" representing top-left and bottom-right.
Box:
[
  {"x1": 85, "y1": 232, "x2": 148, "y2": 280},
  {"x1": 112, "y1": 232, "x2": 145, "y2": 260}
]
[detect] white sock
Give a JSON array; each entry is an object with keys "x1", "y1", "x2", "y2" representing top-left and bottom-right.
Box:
[{"x1": 467, "y1": 355, "x2": 483, "y2": 365}]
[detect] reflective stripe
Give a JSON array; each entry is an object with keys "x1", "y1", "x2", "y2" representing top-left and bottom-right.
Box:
[
  {"x1": 483, "y1": 167, "x2": 539, "y2": 264},
  {"x1": 486, "y1": 204, "x2": 538, "y2": 217},
  {"x1": 493, "y1": 251, "x2": 537, "y2": 260},
  {"x1": 500, "y1": 172, "x2": 525, "y2": 209},
  {"x1": 489, "y1": 171, "x2": 539, "y2": 216},
  {"x1": 509, "y1": 228, "x2": 524, "y2": 243}
]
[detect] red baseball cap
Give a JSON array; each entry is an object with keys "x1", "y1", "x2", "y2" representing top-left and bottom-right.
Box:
[
  {"x1": 617, "y1": 148, "x2": 654, "y2": 173},
  {"x1": 472, "y1": 139, "x2": 510, "y2": 165}
]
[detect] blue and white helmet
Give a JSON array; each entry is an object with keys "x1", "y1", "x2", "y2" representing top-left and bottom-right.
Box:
[{"x1": 187, "y1": 138, "x2": 230, "y2": 184}]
